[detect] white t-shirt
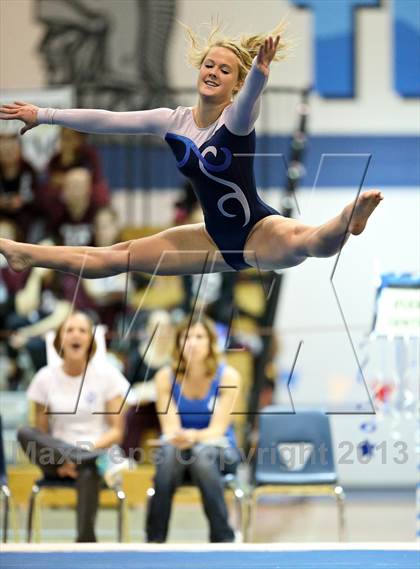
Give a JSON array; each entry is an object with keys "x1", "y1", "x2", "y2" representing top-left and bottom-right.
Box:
[{"x1": 27, "y1": 361, "x2": 130, "y2": 447}]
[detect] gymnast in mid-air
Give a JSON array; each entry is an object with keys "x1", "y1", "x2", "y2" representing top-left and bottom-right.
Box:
[{"x1": 0, "y1": 21, "x2": 383, "y2": 278}]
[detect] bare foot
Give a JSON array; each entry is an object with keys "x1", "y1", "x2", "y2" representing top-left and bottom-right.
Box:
[
  {"x1": 345, "y1": 190, "x2": 384, "y2": 235},
  {"x1": 0, "y1": 238, "x2": 33, "y2": 272}
]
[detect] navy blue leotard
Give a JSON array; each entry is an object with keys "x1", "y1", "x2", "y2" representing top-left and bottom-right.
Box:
[
  {"x1": 38, "y1": 58, "x2": 280, "y2": 270},
  {"x1": 165, "y1": 121, "x2": 279, "y2": 269}
]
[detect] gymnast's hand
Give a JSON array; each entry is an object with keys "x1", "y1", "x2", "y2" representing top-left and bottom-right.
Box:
[
  {"x1": 256, "y1": 35, "x2": 281, "y2": 76},
  {"x1": 0, "y1": 101, "x2": 39, "y2": 135}
]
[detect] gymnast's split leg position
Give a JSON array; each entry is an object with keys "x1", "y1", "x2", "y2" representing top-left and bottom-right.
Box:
[{"x1": 0, "y1": 21, "x2": 383, "y2": 279}]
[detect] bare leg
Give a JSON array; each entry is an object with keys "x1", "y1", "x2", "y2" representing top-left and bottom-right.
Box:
[
  {"x1": 0, "y1": 223, "x2": 232, "y2": 277},
  {"x1": 303, "y1": 189, "x2": 384, "y2": 256},
  {"x1": 244, "y1": 190, "x2": 384, "y2": 270},
  {"x1": 0, "y1": 240, "x2": 131, "y2": 277}
]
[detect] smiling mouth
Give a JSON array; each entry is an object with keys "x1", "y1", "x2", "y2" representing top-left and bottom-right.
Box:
[{"x1": 204, "y1": 80, "x2": 219, "y2": 87}]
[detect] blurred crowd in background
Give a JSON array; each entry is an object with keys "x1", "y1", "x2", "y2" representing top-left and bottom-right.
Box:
[{"x1": 0, "y1": 129, "x2": 279, "y2": 409}]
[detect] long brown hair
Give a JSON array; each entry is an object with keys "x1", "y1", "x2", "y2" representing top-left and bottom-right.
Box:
[
  {"x1": 171, "y1": 315, "x2": 220, "y2": 381},
  {"x1": 53, "y1": 311, "x2": 97, "y2": 361}
]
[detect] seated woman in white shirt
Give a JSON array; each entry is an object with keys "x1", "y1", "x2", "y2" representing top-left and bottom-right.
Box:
[{"x1": 17, "y1": 311, "x2": 130, "y2": 542}]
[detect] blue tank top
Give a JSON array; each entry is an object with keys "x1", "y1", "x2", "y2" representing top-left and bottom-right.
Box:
[{"x1": 172, "y1": 363, "x2": 237, "y2": 448}]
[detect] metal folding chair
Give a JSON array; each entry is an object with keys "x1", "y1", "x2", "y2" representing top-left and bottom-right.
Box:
[{"x1": 26, "y1": 476, "x2": 128, "y2": 542}]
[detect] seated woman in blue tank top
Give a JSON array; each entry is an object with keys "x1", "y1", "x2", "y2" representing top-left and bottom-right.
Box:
[{"x1": 146, "y1": 316, "x2": 241, "y2": 543}]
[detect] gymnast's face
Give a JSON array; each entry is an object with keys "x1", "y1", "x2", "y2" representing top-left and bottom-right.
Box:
[
  {"x1": 197, "y1": 46, "x2": 242, "y2": 103},
  {"x1": 180, "y1": 323, "x2": 210, "y2": 362}
]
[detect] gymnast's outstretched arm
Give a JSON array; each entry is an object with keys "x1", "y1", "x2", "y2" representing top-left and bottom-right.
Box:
[
  {"x1": 0, "y1": 102, "x2": 173, "y2": 137},
  {"x1": 225, "y1": 35, "x2": 280, "y2": 136}
]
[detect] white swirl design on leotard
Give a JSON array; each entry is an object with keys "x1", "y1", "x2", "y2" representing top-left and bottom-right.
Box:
[{"x1": 199, "y1": 146, "x2": 251, "y2": 227}]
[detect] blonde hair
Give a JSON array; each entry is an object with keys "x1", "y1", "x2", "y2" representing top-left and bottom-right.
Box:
[{"x1": 181, "y1": 18, "x2": 289, "y2": 92}]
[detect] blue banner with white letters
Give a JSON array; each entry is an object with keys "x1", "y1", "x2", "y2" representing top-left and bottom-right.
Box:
[{"x1": 290, "y1": 0, "x2": 419, "y2": 98}]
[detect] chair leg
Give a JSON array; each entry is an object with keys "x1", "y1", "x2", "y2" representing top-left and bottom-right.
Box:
[
  {"x1": 122, "y1": 492, "x2": 130, "y2": 542},
  {"x1": 334, "y1": 485, "x2": 346, "y2": 541},
  {"x1": 233, "y1": 492, "x2": 244, "y2": 540},
  {"x1": 123, "y1": 497, "x2": 129, "y2": 542},
  {"x1": 9, "y1": 494, "x2": 19, "y2": 543},
  {"x1": 27, "y1": 485, "x2": 40, "y2": 543},
  {"x1": 114, "y1": 487, "x2": 127, "y2": 543},
  {"x1": 244, "y1": 492, "x2": 257, "y2": 543},
  {"x1": 225, "y1": 477, "x2": 246, "y2": 540},
  {"x1": 241, "y1": 495, "x2": 249, "y2": 543},
  {"x1": 1, "y1": 486, "x2": 10, "y2": 543},
  {"x1": 236, "y1": 484, "x2": 253, "y2": 542}
]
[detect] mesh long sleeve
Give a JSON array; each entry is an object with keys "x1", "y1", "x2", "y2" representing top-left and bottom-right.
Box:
[{"x1": 37, "y1": 106, "x2": 174, "y2": 138}]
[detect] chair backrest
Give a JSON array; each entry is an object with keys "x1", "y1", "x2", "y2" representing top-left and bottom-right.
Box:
[
  {"x1": 253, "y1": 406, "x2": 337, "y2": 484},
  {"x1": 45, "y1": 325, "x2": 107, "y2": 366}
]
